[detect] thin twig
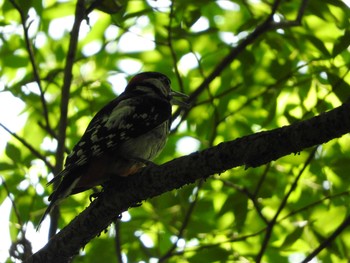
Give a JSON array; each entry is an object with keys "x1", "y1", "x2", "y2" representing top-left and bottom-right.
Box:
[
  {"x1": 270, "y1": 0, "x2": 309, "y2": 29},
  {"x1": 1, "y1": 176, "x2": 33, "y2": 259},
  {"x1": 170, "y1": 32, "x2": 208, "y2": 133},
  {"x1": 172, "y1": 0, "x2": 308, "y2": 128},
  {"x1": 114, "y1": 220, "x2": 123, "y2": 263},
  {"x1": 0, "y1": 123, "x2": 54, "y2": 171},
  {"x1": 253, "y1": 163, "x2": 271, "y2": 198},
  {"x1": 167, "y1": 228, "x2": 267, "y2": 258},
  {"x1": 158, "y1": 181, "x2": 203, "y2": 262},
  {"x1": 278, "y1": 191, "x2": 350, "y2": 222},
  {"x1": 167, "y1": 0, "x2": 184, "y2": 93},
  {"x1": 164, "y1": 190, "x2": 350, "y2": 259},
  {"x1": 255, "y1": 147, "x2": 318, "y2": 262},
  {"x1": 172, "y1": 0, "x2": 279, "y2": 116},
  {"x1": 1, "y1": 177, "x2": 25, "y2": 230},
  {"x1": 8, "y1": 0, "x2": 51, "y2": 131},
  {"x1": 193, "y1": 83, "x2": 242, "y2": 107},
  {"x1": 220, "y1": 178, "x2": 269, "y2": 224},
  {"x1": 301, "y1": 214, "x2": 350, "y2": 263},
  {"x1": 217, "y1": 62, "x2": 313, "y2": 125}
]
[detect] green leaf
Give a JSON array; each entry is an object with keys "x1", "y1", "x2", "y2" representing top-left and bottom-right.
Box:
[
  {"x1": 219, "y1": 192, "x2": 248, "y2": 231},
  {"x1": 19, "y1": 0, "x2": 33, "y2": 15},
  {"x1": 184, "y1": 9, "x2": 202, "y2": 28},
  {"x1": 306, "y1": 35, "x2": 331, "y2": 57},
  {"x1": 189, "y1": 246, "x2": 230, "y2": 262},
  {"x1": 0, "y1": 161, "x2": 15, "y2": 171},
  {"x1": 86, "y1": 0, "x2": 123, "y2": 14},
  {"x1": 327, "y1": 72, "x2": 350, "y2": 103},
  {"x1": 3, "y1": 54, "x2": 28, "y2": 68},
  {"x1": 281, "y1": 226, "x2": 304, "y2": 248},
  {"x1": 329, "y1": 157, "x2": 350, "y2": 180},
  {"x1": 83, "y1": 238, "x2": 118, "y2": 263},
  {"x1": 5, "y1": 143, "x2": 21, "y2": 162},
  {"x1": 332, "y1": 30, "x2": 350, "y2": 57}
]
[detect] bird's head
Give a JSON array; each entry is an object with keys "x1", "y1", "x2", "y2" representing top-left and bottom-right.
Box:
[{"x1": 126, "y1": 72, "x2": 189, "y2": 107}]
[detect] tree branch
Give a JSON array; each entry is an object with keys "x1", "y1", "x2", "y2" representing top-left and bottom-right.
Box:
[
  {"x1": 0, "y1": 123, "x2": 54, "y2": 171},
  {"x1": 167, "y1": 0, "x2": 185, "y2": 93},
  {"x1": 172, "y1": 0, "x2": 309, "y2": 126},
  {"x1": 255, "y1": 147, "x2": 317, "y2": 262},
  {"x1": 301, "y1": 214, "x2": 350, "y2": 263},
  {"x1": 8, "y1": 0, "x2": 51, "y2": 131},
  {"x1": 26, "y1": 101, "x2": 350, "y2": 263},
  {"x1": 49, "y1": 0, "x2": 86, "y2": 238},
  {"x1": 1, "y1": 177, "x2": 32, "y2": 261},
  {"x1": 158, "y1": 180, "x2": 203, "y2": 262},
  {"x1": 113, "y1": 220, "x2": 123, "y2": 263}
]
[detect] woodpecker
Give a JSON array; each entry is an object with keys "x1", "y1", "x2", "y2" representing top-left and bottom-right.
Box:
[{"x1": 38, "y1": 72, "x2": 187, "y2": 227}]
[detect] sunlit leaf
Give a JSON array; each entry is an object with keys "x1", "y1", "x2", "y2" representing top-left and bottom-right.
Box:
[
  {"x1": 332, "y1": 30, "x2": 350, "y2": 57},
  {"x1": 327, "y1": 72, "x2": 350, "y2": 103}
]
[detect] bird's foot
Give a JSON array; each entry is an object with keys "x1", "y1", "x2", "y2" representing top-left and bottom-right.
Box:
[{"x1": 130, "y1": 157, "x2": 157, "y2": 167}]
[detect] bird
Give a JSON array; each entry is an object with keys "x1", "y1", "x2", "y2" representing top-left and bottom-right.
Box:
[{"x1": 38, "y1": 71, "x2": 188, "y2": 228}]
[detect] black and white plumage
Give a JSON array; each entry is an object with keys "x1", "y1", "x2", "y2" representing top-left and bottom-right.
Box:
[{"x1": 38, "y1": 72, "x2": 187, "y2": 227}]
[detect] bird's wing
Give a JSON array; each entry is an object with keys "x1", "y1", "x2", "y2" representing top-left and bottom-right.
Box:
[{"x1": 51, "y1": 94, "x2": 171, "y2": 193}]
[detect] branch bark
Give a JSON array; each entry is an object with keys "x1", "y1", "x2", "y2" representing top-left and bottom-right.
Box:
[
  {"x1": 26, "y1": 101, "x2": 350, "y2": 263},
  {"x1": 50, "y1": 0, "x2": 86, "y2": 238}
]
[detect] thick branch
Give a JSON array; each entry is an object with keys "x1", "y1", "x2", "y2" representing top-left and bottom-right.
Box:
[{"x1": 26, "y1": 101, "x2": 350, "y2": 263}]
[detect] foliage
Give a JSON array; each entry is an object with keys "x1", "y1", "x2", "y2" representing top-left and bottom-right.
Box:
[{"x1": 0, "y1": 0, "x2": 350, "y2": 262}]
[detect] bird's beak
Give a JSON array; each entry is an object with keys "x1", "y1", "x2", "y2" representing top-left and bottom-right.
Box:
[{"x1": 170, "y1": 90, "x2": 190, "y2": 108}]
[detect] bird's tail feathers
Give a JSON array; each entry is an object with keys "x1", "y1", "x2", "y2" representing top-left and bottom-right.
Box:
[
  {"x1": 36, "y1": 176, "x2": 80, "y2": 231},
  {"x1": 46, "y1": 169, "x2": 67, "y2": 186}
]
